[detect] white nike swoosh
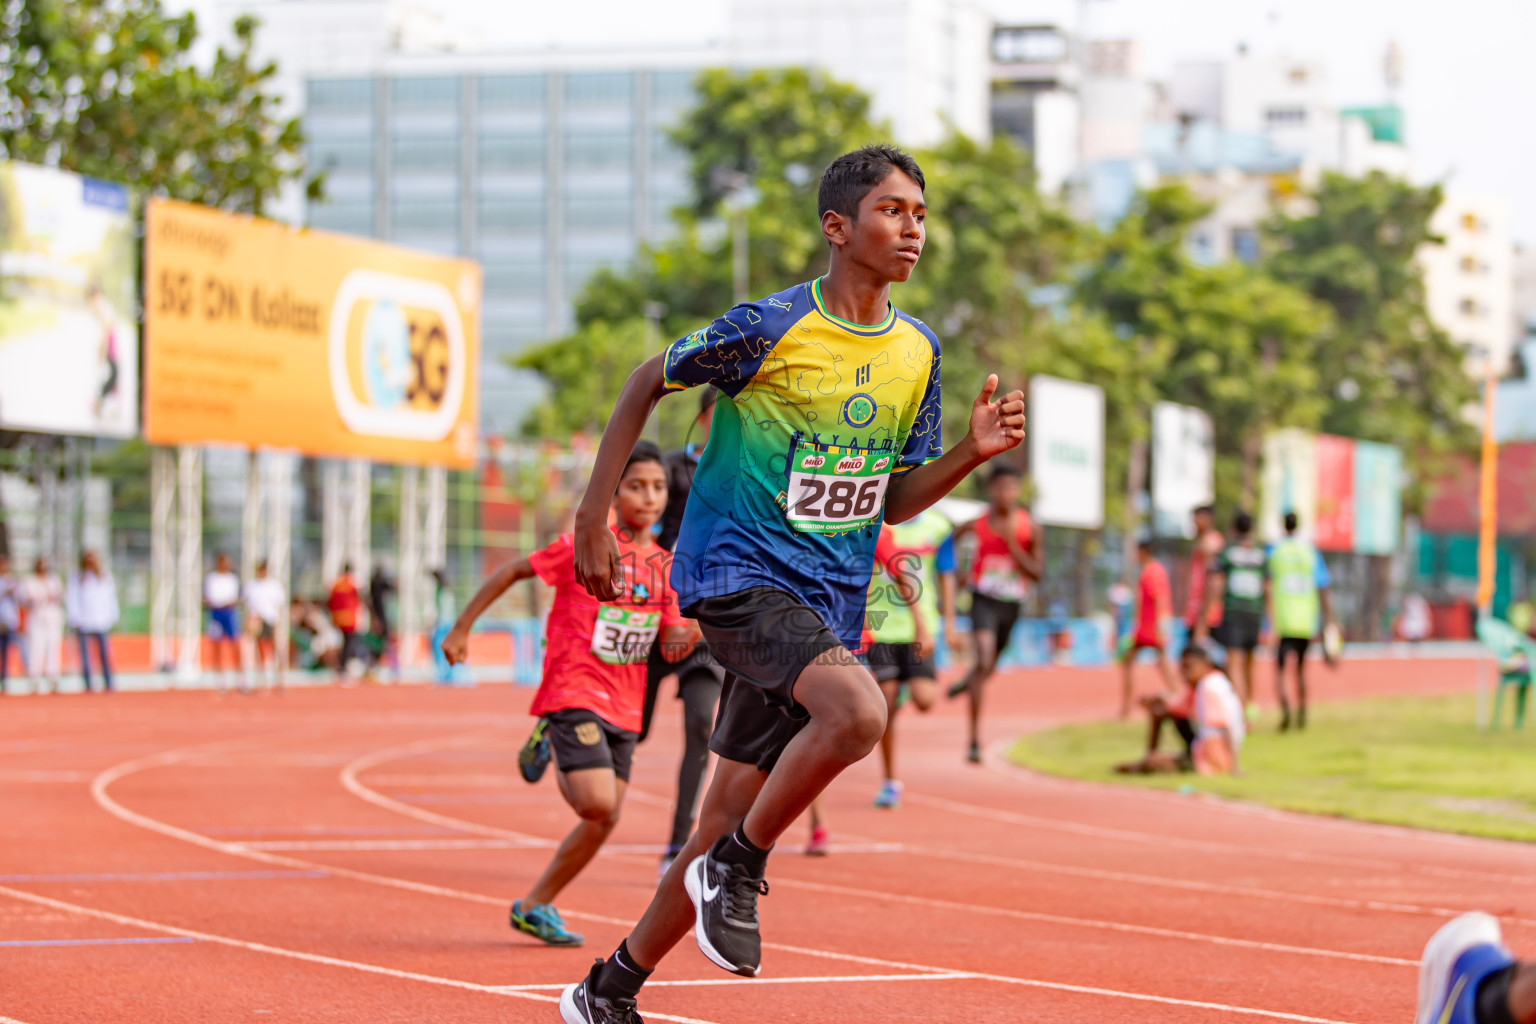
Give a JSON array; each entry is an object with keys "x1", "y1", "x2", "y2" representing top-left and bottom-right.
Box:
[{"x1": 700, "y1": 864, "x2": 720, "y2": 902}]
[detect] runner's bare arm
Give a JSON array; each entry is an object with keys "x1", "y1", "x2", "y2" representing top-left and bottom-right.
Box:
[
  {"x1": 885, "y1": 375, "x2": 1025, "y2": 524},
  {"x1": 1197, "y1": 573, "x2": 1225, "y2": 640},
  {"x1": 441, "y1": 557, "x2": 535, "y2": 665},
  {"x1": 573, "y1": 353, "x2": 670, "y2": 600},
  {"x1": 890, "y1": 554, "x2": 935, "y2": 660},
  {"x1": 1005, "y1": 527, "x2": 1042, "y2": 581},
  {"x1": 658, "y1": 623, "x2": 699, "y2": 664}
]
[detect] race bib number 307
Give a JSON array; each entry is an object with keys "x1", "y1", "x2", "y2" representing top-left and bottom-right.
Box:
[
  {"x1": 786, "y1": 442, "x2": 890, "y2": 534},
  {"x1": 590, "y1": 606, "x2": 661, "y2": 665}
]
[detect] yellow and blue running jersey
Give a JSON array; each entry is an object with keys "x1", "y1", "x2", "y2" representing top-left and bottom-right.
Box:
[{"x1": 661, "y1": 277, "x2": 943, "y2": 647}]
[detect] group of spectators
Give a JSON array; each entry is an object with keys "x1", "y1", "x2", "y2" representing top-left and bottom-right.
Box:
[
  {"x1": 1116, "y1": 506, "x2": 1335, "y2": 776},
  {"x1": 0, "y1": 551, "x2": 119, "y2": 694}
]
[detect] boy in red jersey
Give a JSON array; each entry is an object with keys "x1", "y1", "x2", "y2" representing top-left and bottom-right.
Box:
[
  {"x1": 442, "y1": 442, "x2": 696, "y2": 947},
  {"x1": 946, "y1": 464, "x2": 1039, "y2": 762}
]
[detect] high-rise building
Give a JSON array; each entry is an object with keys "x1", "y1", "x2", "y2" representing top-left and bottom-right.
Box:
[{"x1": 1421, "y1": 192, "x2": 1515, "y2": 377}]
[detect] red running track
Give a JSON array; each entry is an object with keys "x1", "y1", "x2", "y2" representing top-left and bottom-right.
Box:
[{"x1": 0, "y1": 656, "x2": 1528, "y2": 1023}]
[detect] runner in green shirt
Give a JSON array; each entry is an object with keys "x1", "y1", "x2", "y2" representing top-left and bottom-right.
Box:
[
  {"x1": 1196, "y1": 510, "x2": 1266, "y2": 715},
  {"x1": 1266, "y1": 512, "x2": 1334, "y2": 732}
]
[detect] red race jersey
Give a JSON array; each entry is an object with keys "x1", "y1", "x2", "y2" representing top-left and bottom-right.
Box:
[
  {"x1": 527, "y1": 530, "x2": 685, "y2": 733},
  {"x1": 969, "y1": 509, "x2": 1034, "y2": 603},
  {"x1": 1135, "y1": 559, "x2": 1171, "y2": 645}
]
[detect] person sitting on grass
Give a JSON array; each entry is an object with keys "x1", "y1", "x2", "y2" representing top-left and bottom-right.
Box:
[
  {"x1": 440, "y1": 441, "x2": 696, "y2": 947},
  {"x1": 1115, "y1": 643, "x2": 1243, "y2": 776}
]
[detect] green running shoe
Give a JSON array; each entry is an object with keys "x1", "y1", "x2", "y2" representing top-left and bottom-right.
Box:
[
  {"x1": 510, "y1": 899, "x2": 583, "y2": 946},
  {"x1": 519, "y1": 719, "x2": 551, "y2": 784}
]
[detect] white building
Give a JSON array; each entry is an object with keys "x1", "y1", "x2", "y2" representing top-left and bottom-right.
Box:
[{"x1": 1421, "y1": 192, "x2": 1515, "y2": 377}]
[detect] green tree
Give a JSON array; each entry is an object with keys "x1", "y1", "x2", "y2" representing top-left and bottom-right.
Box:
[
  {"x1": 1075, "y1": 184, "x2": 1329, "y2": 571},
  {"x1": 1262, "y1": 171, "x2": 1477, "y2": 485},
  {"x1": 0, "y1": 0, "x2": 317, "y2": 212}
]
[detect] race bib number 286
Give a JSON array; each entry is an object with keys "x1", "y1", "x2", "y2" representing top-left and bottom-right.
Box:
[{"x1": 786, "y1": 442, "x2": 890, "y2": 534}]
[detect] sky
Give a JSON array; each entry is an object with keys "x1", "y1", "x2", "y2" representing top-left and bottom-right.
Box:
[{"x1": 443, "y1": 0, "x2": 1535, "y2": 246}]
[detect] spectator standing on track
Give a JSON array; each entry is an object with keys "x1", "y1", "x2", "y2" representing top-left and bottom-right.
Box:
[
  {"x1": 367, "y1": 564, "x2": 397, "y2": 674},
  {"x1": 1119, "y1": 540, "x2": 1178, "y2": 718},
  {"x1": 642, "y1": 387, "x2": 726, "y2": 880},
  {"x1": 203, "y1": 553, "x2": 244, "y2": 694},
  {"x1": 327, "y1": 563, "x2": 367, "y2": 682},
  {"x1": 946, "y1": 463, "x2": 1040, "y2": 763},
  {"x1": 0, "y1": 554, "x2": 20, "y2": 692},
  {"x1": 1196, "y1": 511, "x2": 1266, "y2": 713},
  {"x1": 243, "y1": 560, "x2": 285, "y2": 693},
  {"x1": 21, "y1": 557, "x2": 64, "y2": 695},
  {"x1": 64, "y1": 550, "x2": 118, "y2": 694},
  {"x1": 429, "y1": 568, "x2": 459, "y2": 685},
  {"x1": 867, "y1": 508, "x2": 953, "y2": 807},
  {"x1": 442, "y1": 441, "x2": 695, "y2": 947},
  {"x1": 1267, "y1": 512, "x2": 1333, "y2": 732},
  {"x1": 1185, "y1": 505, "x2": 1224, "y2": 639}
]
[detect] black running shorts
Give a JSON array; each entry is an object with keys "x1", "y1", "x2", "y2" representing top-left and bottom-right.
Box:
[
  {"x1": 1276, "y1": 636, "x2": 1311, "y2": 666},
  {"x1": 866, "y1": 641, "x2": 937, "y2": 683},
  {"x1": 686, "y1": 587, "x2": 846, "y2": 774},
  {"x1": 544, "y1": 708, "x2": 638, "y2": 782},
  {"x1": 1216, "y1": 610, "x2": 1262, "y2": 652},
  {"x1": 969, "y1": 591, "x2": 1021, "y2": 646}
]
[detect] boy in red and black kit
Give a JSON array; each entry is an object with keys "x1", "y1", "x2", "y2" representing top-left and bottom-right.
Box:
[{"x1": 442, "y1": 441, "x2": 696, "y2": 947}]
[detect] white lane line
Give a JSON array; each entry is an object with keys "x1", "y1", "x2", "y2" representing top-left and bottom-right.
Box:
[
  {"x1": 0, "y1": 884, "x2": 720, "y2": 1024},
  {"x1": 759, "y1": 940, "x2": 1367, "y2": 1024},
  {"x1": 361, "y1": 774, "x2": 525, "y2": 786},
  {"x1": 240, "y1": 839, "x2": 538, "y2": 851},
  {"x1": 96, "y1": 737, "x2": 1379, "y2": 1023},
  {"x1": 770, "y1": 876, "x2": 1416, "y2": 966},
  {"x1": 0, "y1": 1015, "x2": 37, "y2": 1024},
  {"x1": 493, "y1": 973, "x2": 976, "y2": 990},
  {"x1": 978, "y1": 740, "x2": 1536, "y2": 884},
  {"x1": 0, "y1": 771, "x2": 96, "y2": 782}
]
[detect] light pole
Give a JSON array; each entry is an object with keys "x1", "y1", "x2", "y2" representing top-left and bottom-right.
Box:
[{"x1": 710, "y1": 168, "x2": 756, "y2": 303}]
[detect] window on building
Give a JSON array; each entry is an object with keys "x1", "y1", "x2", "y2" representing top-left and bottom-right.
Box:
[
  {"x1": 563, "y1": 194, "x2": 633, "y2": 231},
  {"x1": 991, "y1": 26, "x2": 1066, "y2": 63},
  {"x1": 478, "y1": 131, "x2": 546, "y2": 172},
  {"x1": 308, "y1": 202, "x2": 376, "y2": 237},
  {"x1": 390, "y1": 134, "x2": 460, "y2": 173},
  {"x1": 309, "y1": 139, "x2": 375, "y2": 173},
  {"x1": 1462, "y1": 212, "x2": 1481, "y2": 233},
  {"x1": 483, "y1": 260, "x2": 548, "y2": 300},
  {"x1": 563, "y1": 126, "x2": 633, "y2": 169},
  {"x1": 1459, "y1": 297, "x2": 1480, "y2": 317},
  {"x1": 1461, "y1": 254, "x2": 1483, "y2": 274},
  {"x1": 1265, "y1": 107, "x2": 1306, "y2": 126},
  {"x1": 479, "y1": 197, "x2": 546, "y2": 234},
  {"x1": 1188, "y1": 231, "x2": 1213, "y2": 264},
  {"x1": 563, "y1": 72, "x2": 634, "y2": 108},
  {"x1": 390, "y1": 199, "x2": 460, "y2": 233},
  {"x1": 308, "y1": 79, "x2": 375, "y2": 111},
  {"x1": 648, "y1": 127, "x2": 687, "y2": 170},
  {"x1": 391, "y1": 77, "x2": 460, "y2": 110},
  {"x1": 649, "y1": 71, "x2": 694, "y2": 112},
  {"x1": 1230, "y1": 227, "x2": 1259, "y2": 264},
  {"x1": 477, "y1": 75, "x2": 546, "y2": 110}
]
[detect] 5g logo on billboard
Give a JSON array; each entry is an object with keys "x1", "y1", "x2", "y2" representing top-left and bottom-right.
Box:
[{"x1": 329, "y1": 270, "x2": 467, "y2": 443}]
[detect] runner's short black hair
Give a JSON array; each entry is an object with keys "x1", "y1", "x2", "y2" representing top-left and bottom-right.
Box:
[
  {"x1": 818, "y1": 145, "x2": 926, "y2": 220},
  {"x1": 623, "y1": 440, "x2": 664, "y2": 478},
  {"x1": 1232, "y1": 510, "x2": 1254, "y2": 536},
  {"x1": 987, "y1": 462, "x2": 1022, "y2": 484},
  {"x1": 1283, "y1": 511, "x2": 1300, "y2": 533},
  {"x1": 1194, "y1": 504, "x2": 1215, "y2": 519},
  {"x1": 1181, "y1": 643, "x2": 1214, "y2": 664}
]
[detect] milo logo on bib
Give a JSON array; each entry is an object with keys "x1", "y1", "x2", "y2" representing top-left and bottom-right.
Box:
[{"x1": 786, "y1": 439, "x2": 891, "y2": 535}]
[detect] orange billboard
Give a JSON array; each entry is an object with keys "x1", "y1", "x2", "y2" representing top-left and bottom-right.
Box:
[{"x1": 143, "y1": 197, "x2": 480, "y2": 466}]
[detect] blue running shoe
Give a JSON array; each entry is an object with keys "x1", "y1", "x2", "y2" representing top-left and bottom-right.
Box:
[
  {"x1": 519, "y1": 719, "x2": 551, "y2": 784},
  {"x1": 873, "y1": 779, "x2": 903, "y2": 809},
  {"x1": 1416, "y1": 912, "x2": 1514, "y2": 1024},
  {"x1": 511, "y1": 899, "x2": 583, "y2": 946}
]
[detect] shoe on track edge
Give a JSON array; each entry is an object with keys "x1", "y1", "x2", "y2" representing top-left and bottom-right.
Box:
[
  {"x1": 510, "y1": 899, "x2": 583, "y2": 946},
  {"x1": 683, "y1": 849, "x2": 763, "y2": 977},
  {"x1": 1415, "y1": 911, "x2": 1514, "y2": 1024},
  {"x1": 560, "y1": 962, "x2": 644, "y2": 1024}
]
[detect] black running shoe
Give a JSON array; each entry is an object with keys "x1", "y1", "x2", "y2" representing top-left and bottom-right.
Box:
[
  {"x1": 683, "y1": 841, "x2": 768, "y2": 977},
  {"x1": 966, "y1": 742, "x2": 981, "y2": 764},
  {"x1": 560, "y1": 961, "x2": 644, "y2": 1024},
  {"x1": 519, "y1": 719, "x2": 551, "y2": 784},
  {"x1": 946, "y1": 677, "x2": 969, "y2": 699}
]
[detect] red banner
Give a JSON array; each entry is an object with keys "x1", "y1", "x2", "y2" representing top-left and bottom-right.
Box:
[{"x1": 1313, "y1": 434, "x2": 1355, "y2": 551}]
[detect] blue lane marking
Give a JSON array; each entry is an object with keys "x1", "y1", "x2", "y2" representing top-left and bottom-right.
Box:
[
  {"x1": 0, "y1": 937, "x2": 198, "y2": 947},
  {"x1": 0, "y1": 871, "x2": 328, "y2": 882}
]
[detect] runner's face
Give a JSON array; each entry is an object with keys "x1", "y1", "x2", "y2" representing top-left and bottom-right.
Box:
[
  {"x1": 613, "y1": 460, "x2": 667, "y2": 536},
  {"x1": 1179, "y1": 654, "x2": 1204, "y2": 685},
  {"x1": 988, "y1": 474, "x2": 1020, "y2": 510},
  {"x1": 844, "y1": 169, "x2": 926, "y2": 283}
]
